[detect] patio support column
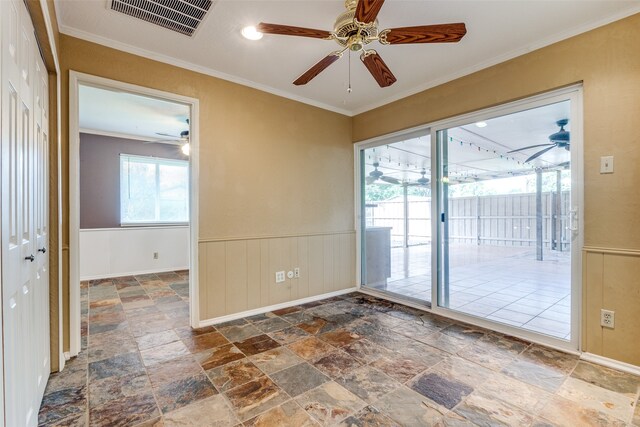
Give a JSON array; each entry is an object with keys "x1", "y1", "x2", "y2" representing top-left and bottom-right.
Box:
[
  {"x1": 555, "y1": 169, "x2": 562, "y2": 252},
  {"x1": 403, "y1": 184, "x2": 409, "y2": 248},
  {"x1": 536, "y1": 168, "x2": 543, "y2": 261},
  {"x1": 476, "y1": 195, "x2": 481, "y2": 246}
]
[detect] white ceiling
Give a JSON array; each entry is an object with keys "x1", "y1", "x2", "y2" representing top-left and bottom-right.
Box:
[
  {"x1": 364, "y1": 100, "x2": 570, "y2": 183},
  {"x1": 79, "y1": 84, "x2": 190, "y2": 142},
  {"x1": 55, "y1": 0, "x2": 640, "y2": 116}
]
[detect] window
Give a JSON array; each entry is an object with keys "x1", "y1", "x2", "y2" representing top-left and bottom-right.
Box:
[{"x1": 120, "y1": 154, "x2": 189, "y2": 224}]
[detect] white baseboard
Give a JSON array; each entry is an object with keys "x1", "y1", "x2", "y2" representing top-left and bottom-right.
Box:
[
  {"x1": 581, "y1": 352, "x2": 640, "y2": 376},
  {"x1": 80, "y1": 266, "x2": 188, "y2": 281},
  {"x1": 58, "y1": 352, "x2": 66, "y2": 372},
  {"x1": 199, "y1": 287, "x2": 358, "y2": 328}
]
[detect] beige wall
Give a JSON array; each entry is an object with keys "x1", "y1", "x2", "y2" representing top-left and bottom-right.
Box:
[
  {"x1": 58, "y1": 35, "x2": 355, "y2": 344},
  {"x1": 353, "y1": 14, "x2": 640, "y2": 365}
]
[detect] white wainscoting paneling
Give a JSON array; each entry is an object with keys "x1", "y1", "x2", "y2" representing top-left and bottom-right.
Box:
[{"x1": 79, "y1": 226, "x2": 189, "y2": 280}]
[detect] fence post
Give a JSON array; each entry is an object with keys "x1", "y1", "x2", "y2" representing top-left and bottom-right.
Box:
[
  {"x1": 536, "y1": 168, "x2": 543, "y2": 261},
  {"x1": 555, "y1": 170, "x2": 562, "y2": 252},
  {"x1": 476, "y1": 195, "x2": 481, "y2": 246}
]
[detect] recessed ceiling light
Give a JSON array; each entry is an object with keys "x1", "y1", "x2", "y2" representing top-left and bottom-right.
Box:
[
  {"x1": 475, "y1": 121, "x2": 488, "y2": 128},
  {"x1": 241, "y1": 26, "x2": 263, "y2": 41}
]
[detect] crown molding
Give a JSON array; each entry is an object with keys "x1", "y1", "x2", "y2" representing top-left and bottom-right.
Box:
[{"x1": 56, "y1": 24, "x2": 354, "y2": 117}]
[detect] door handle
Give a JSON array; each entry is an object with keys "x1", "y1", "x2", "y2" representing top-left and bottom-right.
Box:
[
  {"x1": 38, "y1": 247, "x2": 46, "y2": 254},
  {"x1": 24, "y1": 255, "x2": 35, "y2": 262},
  {"x1": 569, "y1": 208, "x2": 578, "y2": 232}
]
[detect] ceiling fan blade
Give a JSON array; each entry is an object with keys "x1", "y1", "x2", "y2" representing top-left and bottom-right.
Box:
[
  {"x1": 380, "y1": 175, "x2": 401, "y2": 185},
  {"x1": 360, "y1": 51, "x2": 397, "y2": 87},
  {"x1": 355, "y1": 0, "x2": 385, "y2": 24},
  {"x1": 256, "y1": 23, "x2": 333, "y2": 40},
  {"x1": 365, "y1": 176, "x2": 377, "y2": 185},
  {"x1": 525, "y1": 145, "x2": 557, "y2": 163},
  {"x1": 507, "y1": 143, "x2": 555, "y2": 154},
  {"x1": 144, "y1": 138, "x2": 182, "y2": 145},
  {"x1": 293, "y1": 52, "x2": 341, "y2": 85},
  {"x1": 380, "y1": 23, "x2": 467, "y2": 45}
]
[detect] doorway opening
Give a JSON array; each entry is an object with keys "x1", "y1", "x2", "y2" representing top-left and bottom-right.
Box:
[{"x1": 69, "y1": 72, "x2": 200, "y2": 357}]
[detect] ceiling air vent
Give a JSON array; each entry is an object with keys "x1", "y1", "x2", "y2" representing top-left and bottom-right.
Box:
[{"x1": 110, "y1": 0, "x2": 213, "y2": 37}]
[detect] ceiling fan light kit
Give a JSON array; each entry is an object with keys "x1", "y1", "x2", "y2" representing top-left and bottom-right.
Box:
[{"x1": 255, "y1": 0, "x2": 467, "y2": 88}]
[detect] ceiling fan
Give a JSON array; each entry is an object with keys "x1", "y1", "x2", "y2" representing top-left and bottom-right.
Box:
[
  {"x1": 406, "y1": 169, "x2": 430, "y2": 186},
  {"x1": 366, "y1": 162, "x2": 401, "y2": 184},
  {"x1": 147, "y1": 119, "x2": 191, "y2": 155},
  {"x1": 508, "y1": 119, "x2": 570, "y2": 163},
  {"x1": 256, "y1": 0, "x2": 467, "y2": 88}
]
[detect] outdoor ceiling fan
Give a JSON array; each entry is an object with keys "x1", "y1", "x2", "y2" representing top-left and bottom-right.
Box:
[
  {"x1": 508, "y1": 119, "x2": 570, "y2": 163},
  {"x1": 367, "y1": 163, "x2": 430, "y2": 186},
  {"x1": 256, "y1": 0, "x2": 467, "y2": 87},
  {"x1": 366, "y1": 162, "x2": 401, "y2": 184},
  {"x1": 406, "y1": 169, "x2": 430, "y2": 186}
]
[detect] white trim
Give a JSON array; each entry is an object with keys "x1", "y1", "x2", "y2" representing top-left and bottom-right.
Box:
[
  {"x1": 81, "y1": 225, "x2": 189, "y2": 232},
  {"x1": 55, "y1": 23, "x2": 352, "y2": 117},
  {"x1": 54, "y1": 2, "x2": 640, "y2": 116},
  {"x1": 39, "y1": 0, "x2": 60, "y2": 74},
  {"x1": 353, "y1": 144, "x2": 362, "y2": 290},
  {"x1": 38, "y1": 0, "x2": 65, "y2": 373},
  {"x1": 199, "y1": 287, "x2": 358, "y2": 328},
  {"x1": 80, "y1": 267, "x2": 188, "y2": 282},
  {"x1": 68, "y1": 71, "x2": 201, "y2": 356},
  {"x1": 581, "y1": 353, "x2": 640, "y2": 377}
]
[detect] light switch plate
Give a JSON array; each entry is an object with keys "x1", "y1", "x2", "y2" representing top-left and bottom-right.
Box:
[{"x1": 600, "y1": 156, "x2": 614, "y2": 174}]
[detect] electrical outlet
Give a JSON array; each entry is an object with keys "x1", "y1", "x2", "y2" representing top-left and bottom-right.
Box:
[
  {"x1": 601, "y1": 309, "x2": 615, "y2": 328},
  {"x1": 294, "y1": 267, "x2": 300, "y2": 278},
  {"x1": 275, "y1": 271, "x2": 285, "y2": 283},
  {"x1": 287, "y1": 271, "x2": 294, "y2": 279},
  {"x1": 153, "y1": 252, "x2": 159, "y2": 259}
]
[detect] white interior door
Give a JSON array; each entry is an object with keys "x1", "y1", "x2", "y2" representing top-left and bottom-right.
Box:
[
  {"x1": 33, "y1": 36, "x2": 50, "y2": 400},
  {"x1": 1, "y1": 0, "x2": 50, "y2": 425}
]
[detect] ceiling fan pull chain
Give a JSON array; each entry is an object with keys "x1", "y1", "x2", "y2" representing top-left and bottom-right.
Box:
[{"x1": 347, "y1": 50, "x2": 352, "y2": 93}]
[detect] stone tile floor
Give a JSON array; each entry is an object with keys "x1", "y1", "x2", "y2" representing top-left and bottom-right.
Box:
[
  {"x1": 368, "y1": 245, "x2": 572, "y2": 339},
  {"x1": 38, "y1": 271, "x2": 640, "y2": 426}
]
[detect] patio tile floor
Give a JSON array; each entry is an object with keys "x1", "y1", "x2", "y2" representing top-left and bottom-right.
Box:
[{"x1": 366, "y1": 244, "x2": 572, "y2": 340}]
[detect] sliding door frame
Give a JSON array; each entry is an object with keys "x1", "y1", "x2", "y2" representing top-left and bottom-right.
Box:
[
  {"x1": 353, "y1": 127, "x2": 432, "y2": 307},
  {"x1": 430, "y1": 84, "x2": 583, "y2": 352},
  {"x1": 355, "y1": 84, "x2": 583, "y2": 353}
]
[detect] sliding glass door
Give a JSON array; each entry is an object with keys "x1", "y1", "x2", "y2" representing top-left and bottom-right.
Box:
[
  {"x1": 357, "y1": 87, "x2": 581, "y2": 347},
  {"x1": 434, "y1": 92, "x2": 581, "y2": 346},
  {"x1": 360, "y1": 132, "x2": 432, "y2": 304}
]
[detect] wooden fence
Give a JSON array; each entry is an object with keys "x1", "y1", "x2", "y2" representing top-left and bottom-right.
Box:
[{"x1": 366, "y1": 191, "x2": 570, "y2": 250}]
